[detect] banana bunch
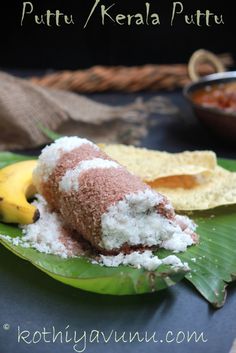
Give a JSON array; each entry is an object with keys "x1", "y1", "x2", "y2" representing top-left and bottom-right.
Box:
[{"x1": 0, "y1": 160, "x2": 39, "y2": 225}]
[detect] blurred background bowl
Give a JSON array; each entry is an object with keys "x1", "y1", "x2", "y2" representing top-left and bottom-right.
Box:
[
  {"x1": 184, "y1": 50, "x2": 236, "y2": 144},
  {"x1": 184, "y1": 72, "x2": 236, "y2": 143}
]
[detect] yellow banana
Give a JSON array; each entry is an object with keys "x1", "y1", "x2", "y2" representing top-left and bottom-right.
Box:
[{"x1": 0, "y1": 160, "x2": 39, "y2": 225}]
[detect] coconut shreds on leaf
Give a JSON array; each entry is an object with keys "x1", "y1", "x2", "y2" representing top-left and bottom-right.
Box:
[{"x1": 0, "y1": 153, "x2": 236, "y2": 306}]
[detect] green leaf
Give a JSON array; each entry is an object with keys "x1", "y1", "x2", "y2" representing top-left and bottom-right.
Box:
[
  {"x1": 0, "y1": 152, "x2": 36, "y2": 169},
  {"x1": 157, "y1": 204, "x2": 236, "y2": 307},
  {"x1": 0, "y1": 152, "x2": 186, "y2": 295},
  {"x1": 0, "y1": 224, "x2": 185, "y2": 295},
  {"x1": 37, "y1": 123, "x2": 62, "y2": 141},
  {"x1": 183, "y1": 207, "x2": 236, "y2": 307},
  {"x1": 156, "y1": 158, "x2": 236, "y2": 307},
  {"x1": 0, "y1": 153, "x2": 236, "y2": 305}
]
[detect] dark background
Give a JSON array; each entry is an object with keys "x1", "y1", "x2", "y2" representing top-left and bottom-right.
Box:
[{"x1": 1, "y1": 0, "x2": 236, "y2": 69}]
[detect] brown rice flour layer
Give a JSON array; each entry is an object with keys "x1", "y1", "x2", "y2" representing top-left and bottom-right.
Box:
[{"x1": 33, "y1": 137, "x2": 197, "y2": 254}]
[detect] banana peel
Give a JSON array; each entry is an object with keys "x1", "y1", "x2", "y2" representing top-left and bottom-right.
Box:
[{"x1": 0, "y1": 160, "x2": 38, "y2": 225}]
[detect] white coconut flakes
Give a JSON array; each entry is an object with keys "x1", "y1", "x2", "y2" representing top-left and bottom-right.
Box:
[
  {"x1": 0, "y1": 195, "x2": 191, "y2": 272},
  {"x1": 59, "y1": 158, "x2": 120, "y2": 192},
  {"x1": 101, "y1": 189, "x2": 194, "y2": 252},
  {"x1": 33, "y1": 136, "x2": 98, "y2": 186}
]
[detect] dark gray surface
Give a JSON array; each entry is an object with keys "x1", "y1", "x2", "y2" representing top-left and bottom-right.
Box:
[
  {"x1": 0, "y1": 245, "x2": 236, "y2": 353},
  {"x1": 1, "y1": 90, "x2": 236, "y2": 353}
]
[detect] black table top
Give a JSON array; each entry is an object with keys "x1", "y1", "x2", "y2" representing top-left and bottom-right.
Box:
[{"x1": 0, "y1": 88, "x2": 236, "y2": 353}]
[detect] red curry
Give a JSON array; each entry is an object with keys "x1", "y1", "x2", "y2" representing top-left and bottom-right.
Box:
[{"x1": 192, "y1": 82, "x2": 236, "y2": 113}]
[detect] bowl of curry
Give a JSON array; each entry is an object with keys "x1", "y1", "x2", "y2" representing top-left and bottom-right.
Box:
[{"x1": 184, "y1": 71, "x2": 236, "y2": 143}]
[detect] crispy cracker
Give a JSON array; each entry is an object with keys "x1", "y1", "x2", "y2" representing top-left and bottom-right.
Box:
[
  {"x1": 155, "y1": 166, "x2": 236, "y2": 210},
  {"x1": 100, "y1": 144, "x2": 236, "y2": 210},
  {"x1": 100, "y1": 144, "x2": 217, "y2": 182}
]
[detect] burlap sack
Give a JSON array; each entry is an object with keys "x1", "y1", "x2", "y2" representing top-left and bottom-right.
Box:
[{"x1": 0, "y1": 71, "x2": 178, "y2": 150}]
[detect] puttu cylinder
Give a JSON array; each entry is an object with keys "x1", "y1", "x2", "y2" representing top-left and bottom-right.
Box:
[{"x1": 33, "y1": 137, "x2": 196, "y2": 254}]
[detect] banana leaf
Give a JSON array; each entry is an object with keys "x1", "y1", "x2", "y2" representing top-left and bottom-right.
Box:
[
  {"x1": 0, "y1": 152, "x2": 36, "y2": 169},
  {"x1": 0, "y1": 153, "x2": 235, "y2": 307}
]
